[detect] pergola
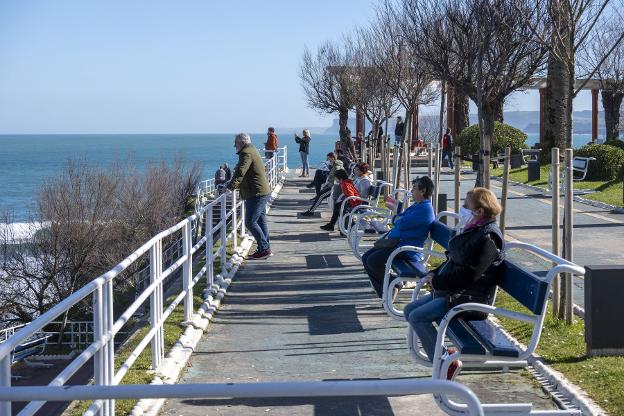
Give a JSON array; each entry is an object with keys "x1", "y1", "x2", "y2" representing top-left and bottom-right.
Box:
[{"x1": 353, "y1": 77, "x2": 603, "y2": 145}]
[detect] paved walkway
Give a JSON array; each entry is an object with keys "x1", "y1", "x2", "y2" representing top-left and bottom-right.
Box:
[
  {"x1": 162, "y1": 175, "x2": 556, "y2": 416},
  {"x1": 432, "y1": 168, "x2": 624, "y2": 308}
]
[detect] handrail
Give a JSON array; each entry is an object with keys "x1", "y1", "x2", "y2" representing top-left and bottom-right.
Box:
[
  {"x1": 0, "y1": 148, "x2": 286, "y2": 416},
  {"x1": 0, "y1": 379, "x2": 484, "y2": 416}
]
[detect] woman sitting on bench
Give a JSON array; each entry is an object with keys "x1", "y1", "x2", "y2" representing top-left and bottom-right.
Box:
[{"x1": 403, "y1": 187, "x2": 505, "y2": 380}]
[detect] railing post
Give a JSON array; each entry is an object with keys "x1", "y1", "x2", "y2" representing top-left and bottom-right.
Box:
[
  {"x1": 104, "y1": 280, "x2": 115, "y2": 416},
  {"x1": 182, "y1": 220, "x2": 193, "y2": 322},
  {"x1": 220, "y1": 195, "x2": 227, "y2": 277},
  {"x1": 232, "y1": 191, "x2": 238, "y2": 252},
  {"x1": 240, "y1": 195, "x2": 246, "y2": 238},
  {"x1": 93, "y1": 284, "x2": 105, "y2": 415},
  {"x1": 552, "y1": 148, "x2": 561, "y2": 317},
  {"x1": 206, "y1": 204, "x2": 214, "y2": 288},
  {"x1": 454, "y1": 146, "x2": 461, "y2": 224},
  {"x1": 564, "y1": 148, "x2": 574, "y2": 324},
  {"x1": 149, "y1": 240, "x2": 164, "y2": 370},
  {"x1": 0, "y1": 354, "x2": 11, "y2": 416}
]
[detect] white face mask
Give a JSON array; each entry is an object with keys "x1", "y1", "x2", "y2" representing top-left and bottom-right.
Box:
[{"x1": 459, "y1": 206, "x2": 474, "y2": 227}]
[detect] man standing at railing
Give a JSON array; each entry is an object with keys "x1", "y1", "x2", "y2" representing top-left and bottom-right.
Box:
[
  {"x1": 265, "y1": 127, "x2": 279, "y2": 159},
  {"x1": 228, "y1": 133, "x2": 273, "y2": 260}
]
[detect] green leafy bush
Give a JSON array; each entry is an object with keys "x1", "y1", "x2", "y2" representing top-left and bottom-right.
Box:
[
  {"x1": 605, "y1": 138, "x2": 624, "y2": 150},
  {"x1": 575, "y1": 144, "x2": 624, "y2": 181},
  {"x1": 456, "y1": 122, "x2": 529, "y2": 157}
]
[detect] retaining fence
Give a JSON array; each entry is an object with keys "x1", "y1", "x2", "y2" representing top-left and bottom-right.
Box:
[{"x1": 0, "y1": 150, "x2": 285, "y2": 416}]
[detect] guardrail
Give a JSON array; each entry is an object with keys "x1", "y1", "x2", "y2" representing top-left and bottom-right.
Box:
[
  {"x1": 0, "y1": 379, "x2": 484, "y2": 416},
  {"x1": 0, "y1": 152, "x2": 284, "y2": 416}
]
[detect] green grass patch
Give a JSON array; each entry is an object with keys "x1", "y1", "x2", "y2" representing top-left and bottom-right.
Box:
[
  {"x1": 495, "y1": 291, "x2": 624, "y2": 414},
  {"x1": 491, "y1": 165, "x2": 623, "y2": 207}
]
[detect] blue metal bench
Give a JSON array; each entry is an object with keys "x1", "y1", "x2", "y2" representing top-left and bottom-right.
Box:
[
  {"x1": 406, "y1": 241, "x2": 584, "y2": 415},
  {"x1": 382, "y1": 213, "x2": 459, "y2": 321},
  {"x1": 10, "y1": 334, "x2": 50, "y2": 364},
  {"x1": 346, "y1": 187, "x2": 411, "y2": 260}
]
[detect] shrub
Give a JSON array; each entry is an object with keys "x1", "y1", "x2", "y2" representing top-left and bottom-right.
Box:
[
  {"x1": 605, "y1": 138, "x2": 624, "y2": 150},
  {"x1": 456, "y1": 122, "x2": 529, "y2": 157},
  {"x1": 575, "y1": 144, "x2": 624, "y2": 181}
]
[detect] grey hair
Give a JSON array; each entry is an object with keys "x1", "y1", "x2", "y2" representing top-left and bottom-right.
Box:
[{"x1": 235, "y1": 133, "x2": 252, "y2": 145}]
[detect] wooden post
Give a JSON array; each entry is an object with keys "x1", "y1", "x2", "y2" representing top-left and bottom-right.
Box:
[
  {"x1": 539, "y1": 88, "x2": 546, "y2": 146},
  {"x1": 591, "y1": 89, "x2": 599, "y2": 143},
  {"x1": 454, "y1": 146, "x2": 461, "y2": 223},
  {"x1": 427, "y1": 144, "x2": 433, "y2": 178},
  {"x1": 551, "y1": 148, "x2": 561, "y2": 317},
  {"x1": 500, "y1": 147, "x2": 511, "y2": 235},
  {"x1": 563, "y1": 148, "x2": 574, "y2": 324}
]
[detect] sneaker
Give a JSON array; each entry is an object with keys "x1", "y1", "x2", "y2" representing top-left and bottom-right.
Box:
[
  {"x1": 305, "y1": 183, "x2": 315, "y2": 188},
  {"x1": 248, "y1": 249, "x2": 272, "y2": 260},
  {"x1": 300, "y1": 211, "x2": 315, "y2": 217},
  {"x1": 320, "y1": 224, "x2": 334, "y2": 231},
  {"x1": 445, "y1": 348, "x2": 463, "y2": 380}
]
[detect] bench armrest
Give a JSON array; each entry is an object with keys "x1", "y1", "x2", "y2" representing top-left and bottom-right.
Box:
[{"x1": 431, "y1": 303, "x2": 538, "y2": 378}]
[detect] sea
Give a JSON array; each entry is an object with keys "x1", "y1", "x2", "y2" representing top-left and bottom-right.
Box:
[{"x1": 0, "y1": 132, "x2": 594, "y2": 222}]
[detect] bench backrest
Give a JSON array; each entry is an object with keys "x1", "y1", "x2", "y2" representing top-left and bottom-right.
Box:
[
  {"x1": 498, "y1": 260, "x2": 549, "y2": 315},
  {"x1": 573, "y1": 157, "x2": 588, "y2": 171},
  {"x1": 430, "y1": 221, "x2": 453, "y2": 250}
]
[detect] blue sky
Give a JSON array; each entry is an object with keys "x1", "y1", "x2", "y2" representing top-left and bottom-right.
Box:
[{"x1": 0, "y1": 0, "x2": 593, "y2": 134}]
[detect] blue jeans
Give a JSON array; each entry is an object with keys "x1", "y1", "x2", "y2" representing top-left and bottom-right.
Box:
[
  {"x1": 265, "y1": 151, "x2": 275, "y2": 159},
  {"x1": 404, "y1": 293, "x2": 451, "y2": 360},
  {"x1": 442, "y1": 148, "x2": 454, "y2": 169},
  {"x1": 244, "y1": 194, "x2": 271, "y2": 252},
  {"x1": 300, "y1": 151, "x2": 309, "y2": 175}
]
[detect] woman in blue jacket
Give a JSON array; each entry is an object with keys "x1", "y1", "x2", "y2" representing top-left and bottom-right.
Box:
[{"x1": 362, "y1": 176, "x2": 435, "y2": 298}]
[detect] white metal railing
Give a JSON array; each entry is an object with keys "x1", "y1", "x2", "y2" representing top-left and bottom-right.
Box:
[
  {"x1": 263, "y1": 146, "x2": 288, "y2": 173},
  {"x1": 0, "y1": 379, "x2": 484, "y2": 416},
  {"x1": 0, "y1": 151, "x2": 284, "y2": 416}
]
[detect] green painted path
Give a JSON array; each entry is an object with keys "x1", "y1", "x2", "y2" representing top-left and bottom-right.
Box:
[{"x1": 161, "y1": 175, "x2": 556, "y2": 416}]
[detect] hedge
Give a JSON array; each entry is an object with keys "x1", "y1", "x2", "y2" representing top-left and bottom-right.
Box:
[
  {"x1": 575, "y1": 144, "x2": 624, "y2": 181},
  {"x1": 456, "y1": 122, "x2": 529, "y2": 157}
]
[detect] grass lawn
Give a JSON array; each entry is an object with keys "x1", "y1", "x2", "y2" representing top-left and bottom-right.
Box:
[
  {"x1": 490, "y1": 165, "x2": 623, "y2": 207},
  {"x1": 495, "y1": 291, "x2": 624, "y2": 415}
]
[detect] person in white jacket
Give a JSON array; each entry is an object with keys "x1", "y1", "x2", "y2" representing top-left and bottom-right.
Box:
[{"x1": 353, "y1": 162, "x2": 374, "y2": 199}]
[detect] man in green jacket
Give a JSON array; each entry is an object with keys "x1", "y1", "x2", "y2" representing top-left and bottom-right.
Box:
[{"x1": 227, "y1": 133, "x2": 273, "y2": 260}]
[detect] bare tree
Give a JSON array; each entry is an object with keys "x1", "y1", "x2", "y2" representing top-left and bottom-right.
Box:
[
  {"x1": 404, "y1": 0, "x2": 548, "y2": 187},
  {"x1": 516, "y1": 0, "x2": 624, "y2": 149},
  {"x1": 300, "y1": 41, "x2": 358, "y2": 144},
  {"x1": 0, "y1": 157, "x2": 201, "y2": 327},
  {"x1": 367, "y1": 0, "x2": 438, "y2": 186},
  {"x1": 581, "y1": 21, "x2": 624, "y2": 140}
]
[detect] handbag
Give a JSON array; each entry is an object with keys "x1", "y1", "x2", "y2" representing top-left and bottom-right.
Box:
[{"x1": 373, "y1": 233, "x2": 401, "y2": 249}]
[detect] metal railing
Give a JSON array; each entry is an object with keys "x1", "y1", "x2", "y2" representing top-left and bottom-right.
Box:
[
  {"x1": 0, "y1": 151, "x2": 284, "y2": 416},
  {"x1": 0, "y1": 379, "x2": 484, "y2": 416}
]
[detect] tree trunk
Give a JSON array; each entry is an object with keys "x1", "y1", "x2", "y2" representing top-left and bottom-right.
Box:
[
  {"x1": 338, "y1": 107, "x2": 349, "y2": 140},
  {"x1": 481, "y1": 109, "x2": 494, "y2": 189},
  {"x1": 602, "y1": 90, "x2": 624, "y2": 140},
  {"x1": 453, "y1": 90, "x2": 470, "y2": 135},
  {"x1": 494, "y1": 100, "x2": 504, "y2": 123}
]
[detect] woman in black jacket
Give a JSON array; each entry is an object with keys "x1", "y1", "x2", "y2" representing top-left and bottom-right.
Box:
[
  {"x1": 403, "y1": 187, "x2": 505, "y2": 380},
  {"x1": 294, "y1": 129, "x2": 311, "y2": 177}
]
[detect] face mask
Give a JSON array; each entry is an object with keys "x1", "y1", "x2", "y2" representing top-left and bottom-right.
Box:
[{"x1": 459, "y1": 206, "x2": 474, "y2": 226}]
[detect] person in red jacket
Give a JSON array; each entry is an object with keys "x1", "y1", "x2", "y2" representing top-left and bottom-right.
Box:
[
  {"x1": 320, "y1": 169, "x2": 361, "y2": 232},
  {"x1": 264, "y1": 127, "x2": 279, "y2": 159}
]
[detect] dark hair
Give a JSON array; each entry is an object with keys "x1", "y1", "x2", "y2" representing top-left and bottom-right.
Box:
[
  {"x1": 335, "y1": 169, "x2": 349, "y2": 180},
  {"x1": 412, "y1": 176, "x2": 434, "y2": 199},
  {"x1": 336, "y1": 149, "x2": 343, "y2": 155},
  {"x1": 268, "y1": 127, "x2": 275, "y2": 133},
  {"x1": 327, "y1": 152, "x2": 336, "y2": 158},
  {"x1": 357, "y1": 163, "x2": 369, "y2": 173}
]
